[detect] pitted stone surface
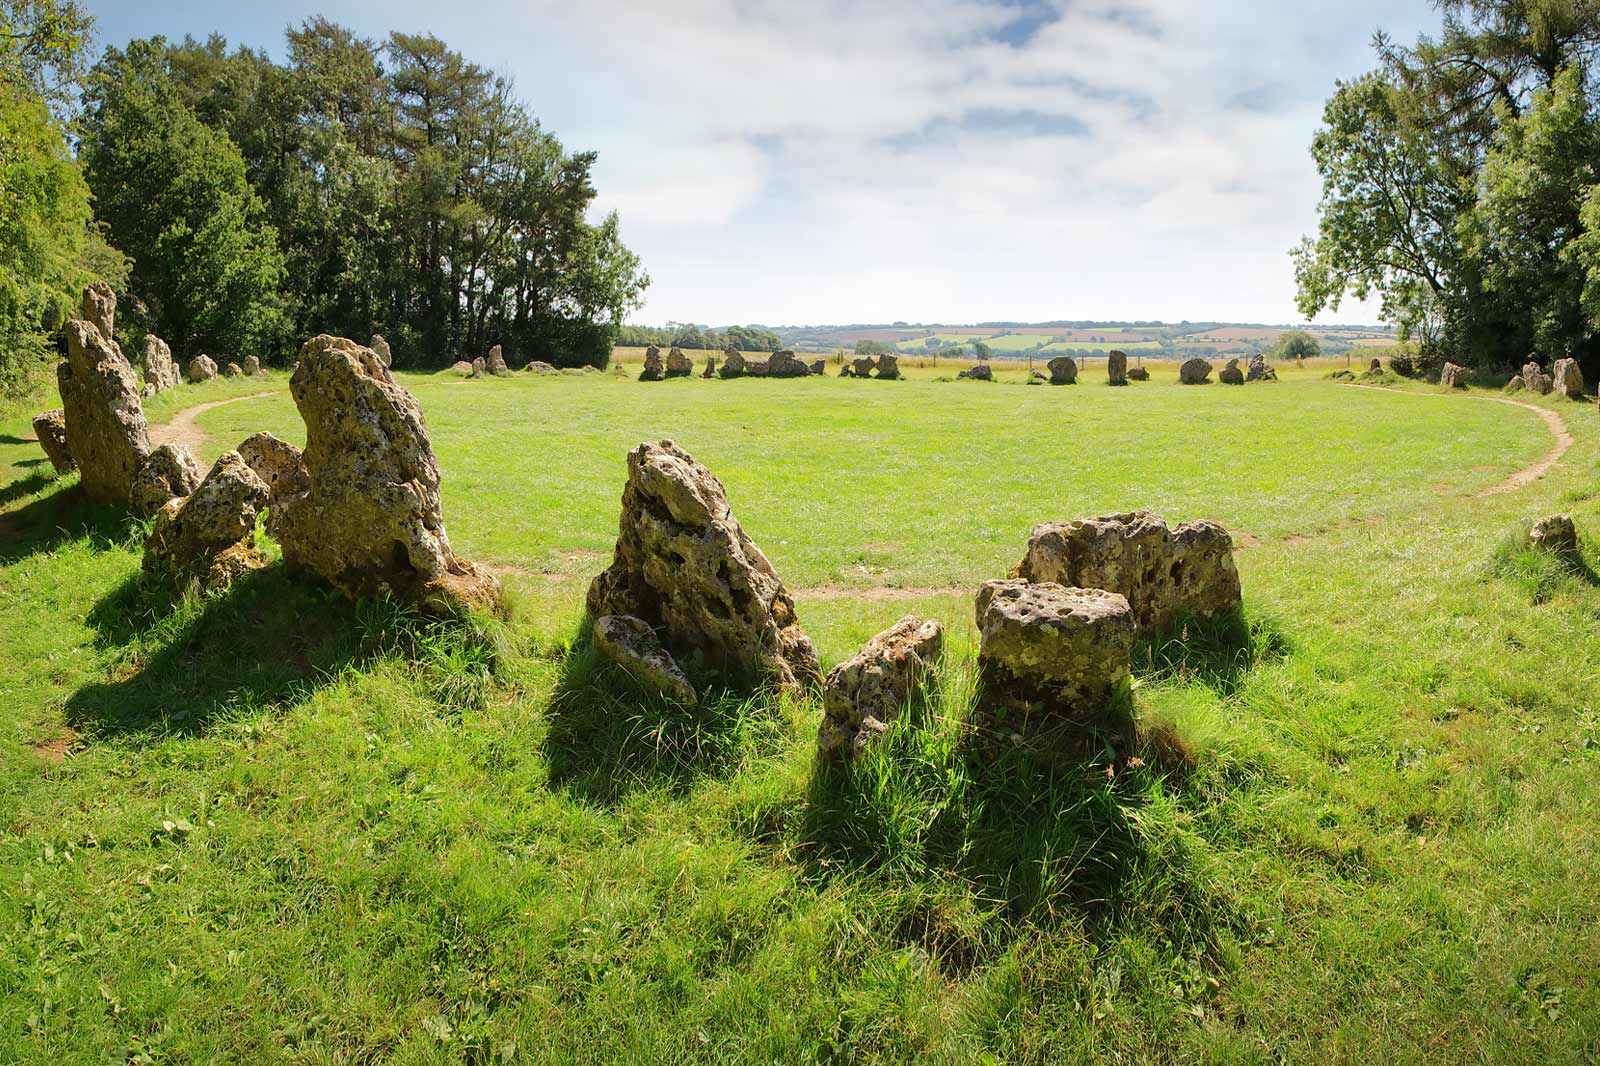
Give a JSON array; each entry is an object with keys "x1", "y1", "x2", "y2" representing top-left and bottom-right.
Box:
[
  {"x1": 1179, "y1": 358, "x2": 1213, "y2": 384},
  {"x1": 33, "y1": 410, "x2": 74, "y2": 474},
  {"x1": 142, "y1": 335, "x2": 180, "y2": 393},
  {"x1": 144, "y1": 451, "x2": 270, "y2": 591},
  {"x1": 130, "y1": 443, "x2": 204, "y2": 517},
  {"x1": 665, "y1": 346, "x2": 693, "y2": 377},
  {"x1": 818, "y1": 615, "x2": 942, "y2": 757},
  {"x1": 976, "y1": 579, "x2": 1135, "y2": 711},
  {"x1": 188, "y1": 355, "x2": 217, "y2": 383},
  {"x1": 58, "y1": 302, "x2": 150, "y2": 503},
  {"x1": 1441, "y1": 362, "x2": 1468, "y2": 389},
  {"x1": 1107, "y1": 350, "x2": 1127, "y2": 385},
  {"x1": 593, "y1": 614, "x2": 698, "y2": 705}
]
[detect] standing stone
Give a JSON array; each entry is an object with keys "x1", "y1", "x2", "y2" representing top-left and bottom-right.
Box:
[
  {"x1": 486, "y1": 345, "x2": 509, "y2": 375},
  {"x1": 80, "y1": 281, "x2": 116, "y2": 339},
  {"x1": 1048, "y1": 356, "x2": 1077, "y2": 385},
  {"x1": 32, "y1": 410, "x2": 74, "y2": 474},
  {"x1": 144, "y1": 451, "x2": 270, "y2": 592},
  {"x1": 957, "y1": 364, "x2": 993, "y2": 381},
  {"x1": 852, "y1": 357, "x2": 878, "y2": 378},
  {"x1": 237, "y1": 431, "x2": 308, "y2": 535},
  {"x1": 1440, "y1": 362, "x2": 1467, "y2": 389},
  {"x1": 1218, "y1": 361, "x2": 1245, "y2": 385},
  {"x1": 1366, "y1": 357, "x2": 1383, "y2": 376},
  {"x1": 187, "y1": 355, "x2": 217, "y2": 383},
  {"x1": 767, "y1": 350, "x2": 810, "y2": 377},
  {"x1": 1107, "y1": 349, "x2": 1128, "y2": 386},
  {"x1": 976, "y1": 579, "x2": 1135, "y2": 713},
  {"x1": 1529, "y1": 514, "x2": 1579, "y2": 557},
  {"x1": 641, "y1": 345, "x2": 665, "y2": 381},
  {"x1": 1503, "y1": 375, "x2": 1526, "y2": 394},
  {"x1": 1127, "y1": 366, "x2": 1150, "y2": 381},
  {"x1": 273, "y1": 335, "x2": 502, "y2": 615},
  {"x1": 58, "y1": 292, "x2": 151, "y2": 504},
  {"x1": 810, "y1": 359, "x2": 827, "y2": 375},
  {"x1": 703, "y1": 355, "x2": 717, "y2": 379},
  {"x1": 587, "y1": 439, "x2": 821, "y2": 692},
  {"x1": 1247, "y1": 354, "x2": 1271, "y2": 381},
  {"x1": 471, "y1": 356, "x2": 488, "y2": 376},
  {"x1": 665, "y1": 346, "x2": 693, "y2": 377},
  {"x1": 243, "y1": 355, "x2": 261, "y2": 376},
  {"x1": 1011, "y1": 510, "x2": 1241, "y2": 632},
  {"x1": 450, "y1": 360, "x2": 474, "y2": 375},
  {"x1": 1552, "y1": 357, "x2": 1584, "y2": 399},
  {"x1": 142, "y1": 335, "x2": 181, "y2": 393},
  {"x1": 875, "y1": 354, "x2": 901, "y2": 380},
  {"x1": 130, "y1": 442, "x2": 204, "y2": 517},
  {"x1": 719, "y1": 349, "x2": 747, "y2": 379},
  {"x1": 223, "y1": 362, "x2": 243, "y2": 377},
  {"x1": 818, "y1": 616, "x2": 942, "y2": 757},
  {"x1": 1179, "y1": 358, "x2": 1213, "y2": 384},
  {"x1": 370, "y1": 334, "x2": 393, "y2": 367}
]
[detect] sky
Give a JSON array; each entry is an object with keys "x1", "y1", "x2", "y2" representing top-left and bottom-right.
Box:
[{"x1": 92, "y1": 0, "x2": 1440, "y2": 327}]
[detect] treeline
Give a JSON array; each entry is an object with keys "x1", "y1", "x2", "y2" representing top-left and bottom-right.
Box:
[
  {"x1": 1297, "y1": 0, "x2": 1600, "y2": 376},
  {"x1": 616, "y1": 323, "x2": 782, "y2": 351}
]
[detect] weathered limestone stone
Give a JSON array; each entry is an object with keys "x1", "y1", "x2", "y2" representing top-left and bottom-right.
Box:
[
  {"x1": 1127, "y1": 366, "x2": 1150, "y2": 381},
  {"x1": 1440, "y1": 362, "x2": 1468, "y2": 389},
  {"x1": 370, "y1": 334, "x2": 392, "y2": 367},
  {"x1": 223, "y1": 362, "x2": 242, "y2": 378},
  {"x1": 450, "y1": 360, "x2": 474, "y2": 375},
  {"x1": 130, "y1": 443, "x2": 204, "y2": 517},
  {"x1": 142, "y1": 335, "x2": 180, "y2": 393},
  {"x1": 33, "y1": 409, "x2": 74, "y2": 474},
  {"x1": 1011, "y1": 510, "x2": 1241, "y2": 632},
  {"x1": 976, "y1": 579, "x2": 1135, "y2": 712},
  {"x1": 525, "y1": 360, "x2": 558, "y2": 375},
  {"x1": 486, "y1": 345, "x2": 508, "y2": 375},
  {"x1": 1503, "y1": 374, "x2": 1525, "y2": 393},
  {"x1": 747, "y1": 355, "x2": 771, "y2": 376},
  {"x1": 810, "y1": 359, "x2": 827, "y2": 375},
  {"x1": 818, "y1": 615, "x2": 942, "y2": 757},
  {"x1": 852, "y1": 357, "x2": 877, "y2": 378},
  {"x1": 1366, "y1": 357, "x2": 1383, "y2": 376},
  {"x1": 471, "y1": 356, "x2": 487, "y2": 376},
  {"x1": 1048, "y1": 356, "x2": 1077, "y2": 385},
  {"x1": 1107, "y1": 349, "x2": 1128, "y2": 385},
  {"x1": 1552, "y1": 357, "x2": 1584, "y2": 399},
  {"x1": 1029, "y1": 369, "x2": 1047, "y2": 384},
  {"x1": 243, "y1": 355, "x2": 261, "y2": 376},
  {"x1": 641, "y1": 345, "x2": 665, "y2": 381},
  {"x1": 874, "y1": 354, "x2": 901, "y2": 380},
  {"x1": 1247, "y1": 354, "x2": 1272, "y2": 381},
  {"x1": 274, "y1": 335, "x2": 502, "y2": 615},
  {"x1": 144, "y1": 451, "x2": 270, "y2": 591},
  {"x1": 587, "y1": 439, "x2": 821, "y2": 691},
  {"x1": 703, "y1": 355, "x2": 717, "y2": 378},
  {"x1": 81, "y1": 281, "x2": 116, "y2": 339},
  {"x1": 1518, "y1": 361, "x2": 1552, "y2": 394},
  {"x1": 1179, "y1": 358, "x2": 1213, "y2": 384},
  {"x1": 188, "y1": 355, "x2": 217, "y2": 383},
  {"x1": 719, "y1": 348, "x2": 746, "y2": 379},
  {"x1": 58, "y1": 302, "x2": 151, "y2": 504},
  {"x1": 1218, "y1": 362, "x2": 1245, "y2": 385},
  {"x1": 1529, "y1": 513, "x2": 1579, "y2": 557},
  {"x1": 767, "y1": 350, "x2": 810, "y2": 378},
  {"x1": 236, "y1": 431, "x2": 307, "y2": 534},
  {"x1": 958, "y1": 364, "x2": 993, "y2": 381},
  {"x1": 592, "y1": 614, "x2": 698, "y2": 705},
  {"x1": 665, "y1": 346, "x2": 693, "y2": 377}
]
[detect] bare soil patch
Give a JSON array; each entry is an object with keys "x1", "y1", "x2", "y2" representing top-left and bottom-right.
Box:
[{"x1": 149, "y1": 391, "x2": 274, "y2": 454}]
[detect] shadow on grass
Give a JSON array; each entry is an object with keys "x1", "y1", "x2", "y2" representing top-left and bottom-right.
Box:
[
  {"x1": 797, "y1": 656, "x2": 1233, "y2": 977},
  {"x1": 67, "y1": 565, "x2": 365, "y2": 737},
  {"x1": 1132, "y1": 606, "x2": 1291, "y2": 696},
  {"x1": 1485, "y1": 531, "x2": 1600, "y2": 604},
  {"x1": 0, "y1": 481, "x2": 134, "y2": 565},
  {"x1": 541, "y1": 635, "x2": 789, "y2": 807}
]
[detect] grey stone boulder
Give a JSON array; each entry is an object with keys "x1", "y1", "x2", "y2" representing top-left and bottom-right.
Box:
[
  {"x1": 719, "y1": 349, "x2": 746, "y2": 379},
  {"x1": 587, "y1": 440, "x2": 821, "y2": 692},
  {"x1": 810, "y1": 359, "x2": 827, "y2": 375},
  {"x1": 593, "y1": 614, "x2": 698, "y2": 705},
  {"x1": 130, "y1": 443, "x2": 204, "y2": 517},
  {"x1": 1127, "y1": 366, "x2": 1150, "y2": 381},
  {"x1": 851, "y1": 357, "x2": 877, "y2": 378},
  {"x1": 1179, "y1": 358, "x2": 1213, "y2": 384},
  {"x1": 143, "y1": 451, "x2": 270, "y2": 592},
  {"x1": 236, "y1": 431, "x2": 308, "y2": 535},
  {"x1": 526, "y1": 360, "x2": 558, "y2": 375},
  {"x1": 1218, "y1": 361, "x2": 1245, "y2": 385},
  {"x1": 874, "y1": 354, "x2": 900, "y2": 380},
  {"x1": 1529, "y1": 514, "x2": 1579, "y2": 557},
  {"x1": 665, "y1": 346, "x2": 693, "y2": 377},
  {"x1": 1011, "y1": 510, "x2": 1241, "y2": 632},
  {"x1": 243, "y1": 355, "x2": 261, "y2": 376},
  {"x1": 1440, "y1": 362, "x2": 1468, "y2": 389},
  {"x1": 370, "y1": 334, "x2": 393, "y2": 367},
  {"x1": 1107, "y1": 349, "x2": 1127, "y2": 386},
  {"x1": 1048, "y1": 356, "x2": 1077, "y2": 385},
  {"x1": 58, "y1": 294, "x2": 151, "y2": 504},
  {"x1": 486, "y1": 345, "x2": 509, "y2": 376},
  {"x1": 976, "y1": 579, "x2": 1135, "y2": 713},
  {"x1": 223, "y1": 362, "x2": 243, "y2": 378},
  {"x1": 1552, "y1": 358, "x2": 1584, "y2": 399},
  {"x1": 187, "y1": 355, "x2": 217, "y2": 383},
  {"x1": 958, "y1": 364, "x2": 993, "y2": 381},
  {"x1": 142, "y1": 335, "x2": 181, "y2": 393},
  {"x1": 767, "y1": 350, "x2": 810, "y2": 378},
  {"x1": 33, "y1": 410, "x2": 74, "y2": 474},
  {"x1": 818, "y1": 615, "x2": 942, "y2": 758}
]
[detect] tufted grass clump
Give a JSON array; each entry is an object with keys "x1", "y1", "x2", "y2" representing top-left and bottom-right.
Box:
[{"x1": 1483, "y1": 525, "x2": 1598, "y2": 604}]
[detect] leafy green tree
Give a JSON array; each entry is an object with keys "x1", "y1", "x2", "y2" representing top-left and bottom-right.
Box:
[
  {"x1": 971, "y1": 340, "x2": 992, "y2": 360},
  {"x1": 1273, "y1": 330, "x2": 1321, "y2": 362},
  {"x1": 854, "y1": 339, "x2": 895, "y2": 356},
  {"x1": 81, "y1": 38, "x2": 289, "y2": 358}
]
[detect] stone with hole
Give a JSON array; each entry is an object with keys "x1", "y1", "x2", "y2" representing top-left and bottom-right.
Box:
[
  {"x1": 130, "y1": 443, "x2": 204, "y2": 517},
  {"x1": 144, "y1": 451, "x2": 270, "y2": 591},
  {"x1": 588, "y1": 439, "x2": 821, "y2": 692},
  {"x1": 818, "y1": 615, "x2": 943, "y2": 758}
]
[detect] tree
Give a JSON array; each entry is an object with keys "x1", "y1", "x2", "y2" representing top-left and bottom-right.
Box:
[
  {"x1": 1273, "y1": 330, "x2": 1321, "y2": 362},
  {"x1": 81, "y1": 39, "x2": 289, "y2": 358},
  {"x1": 1296, "y1": 0, "x2": 1600, "y2": 374},
  {"x1": 972, "y1": 340, "x2": 992, "y2": 361},
  {"x1": 855, "y1": 339, "x2": 895, "y2": 356}
]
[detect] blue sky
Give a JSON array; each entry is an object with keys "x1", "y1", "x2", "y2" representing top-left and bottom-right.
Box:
[{"x1": 91, "y1": 0, "x2": 1438, "y2": 326}]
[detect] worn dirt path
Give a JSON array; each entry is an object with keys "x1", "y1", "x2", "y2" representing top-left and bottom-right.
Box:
[{"x1": 149, "y1": 391, "x2": 274, "y2": 454}]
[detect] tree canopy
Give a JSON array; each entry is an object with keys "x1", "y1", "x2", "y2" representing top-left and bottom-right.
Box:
[{"x1": 1296, "y1": 0, "x2": 1600, "y2": 374}]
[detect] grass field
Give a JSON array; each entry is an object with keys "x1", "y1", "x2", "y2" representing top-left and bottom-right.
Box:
[{"x1": 3, "y1": 364, "x2": 1599, "y2": 1061}]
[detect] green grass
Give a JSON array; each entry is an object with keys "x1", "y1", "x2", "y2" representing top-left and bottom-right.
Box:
[{"x1": 2, "y1": 370, "x2": 1599, "y2": 1061}]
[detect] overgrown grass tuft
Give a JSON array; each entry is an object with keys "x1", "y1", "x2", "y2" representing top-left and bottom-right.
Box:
[{"x1": 1483, "y1": 526, "x2": 1599, "y2": 603}]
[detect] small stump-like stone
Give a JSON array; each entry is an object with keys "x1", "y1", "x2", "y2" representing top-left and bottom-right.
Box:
[
  {"x1": 976, "y1": 579, "x2": 1134, "y2": 713},
  {"x1": 818, "y1": 615, "x2": 942, "y2": 758},
  {"x1": 1127, "y1": 366, "x2": 1150, "y2": 381},
  {"x1": 130, "y1": 443, "x2": 204, "y2": 517},
  {"x1": 188, "y1": 355, "x2": 217, "y2": 383},
  {"x1": 958, "y1": 364, "x2": 993, "y2": 381},
  {"x1": 33, "y1": 410, "x2": 74, "y2": 474},
  {"x1": 144, "y1": 451, "x2": 270, "y2": 592},
  {"x1": 1529, "y1": 514, "x2": 1579, "y2": 557},
  {"x1": 593, "y1": 614, "x2": 698, "y2": 704},
  {"x1": 1440, "y1": 362, "x2": 1467, "y2": 389}
]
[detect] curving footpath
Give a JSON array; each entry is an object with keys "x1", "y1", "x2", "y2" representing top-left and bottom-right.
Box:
[{"x1": 149, "y1": 391, "x2": 274, "y2": 455}]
